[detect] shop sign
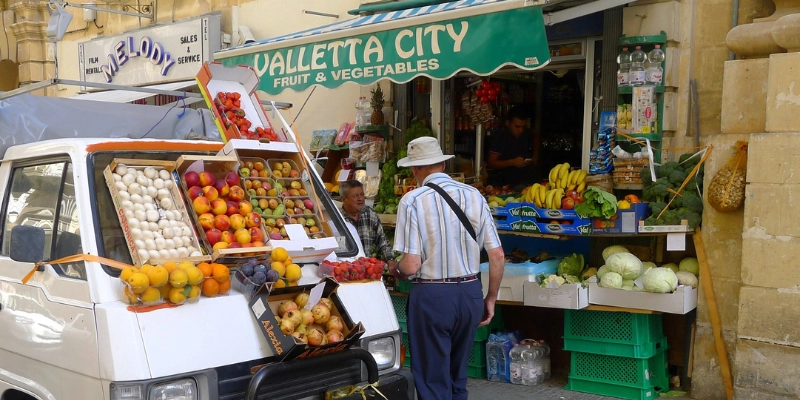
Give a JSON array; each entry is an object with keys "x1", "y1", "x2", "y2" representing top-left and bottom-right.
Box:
[
  {"x1": 78, "y1": 14, "x2": 221, "y2": 86},
  {"x1": 219, "y1": 7, "x2": 550, "y2": 95}
]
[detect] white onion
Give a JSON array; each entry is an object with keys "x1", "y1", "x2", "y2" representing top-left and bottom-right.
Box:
[
  {"x1": 130, "y1": 194, "x2": 143, "y2": 204},
  {"x1": 136, "y1": 170, "x2": 145, "y2": 177},
  {"x1": 142, "y1": 194, "x2": 154, "y2": 204},
  {"x1": 168, "y1": 249, "x2": 179, "y2": 259},
  {"x1": 148, "y1": 250, "x2": 161, "y2": 260},
  {"x1": 190, "y1": 251, "x2": 203, "y2": 257},
  {"x1": 115, "y1": 164, "x2": 128, "y2": 176},
  {"x1": 159, "y1": 169, "x2": 171, "y2": 180},
  {"x1": 160, "y1": 198, "x2": 173, "y2": 210},
  {"x1": 113, "y1": 173, "x2": 122, "y2": 181},
  {"x1": 127, "y1": 218, "x2": 140, "y2": 229},
  {"x1": 117, "y1": 191, "x2": 130, "y2": 202},
  {"x1": 115, "y1": 181, "x2": 127, "y2": 192},
  {"x1": 181, "y1": 226, "x2": 192, "y2": 237},
  {"x1": 142, "y1": 230, "x2": 154, "y2": 240},
  {"x1": 128, "y1": 183, "x2": 142, "y2": 195},
  {"x1": 144, "y1": 203, "x2": 155, "y2": 211},
  {"x1": 144, "y1": 239, "x2": 156, "y2": 250},
  {"x1": 136, "y1": 175, "x2": 148, "y2": 187},
  {"x1": 153, "y1": 230, "x2": 163, "y2": 240},
  {"x1": 148, "y1": 222, "x2": 159, "y2": 232},
  {"x1": 158, "y1": 219, "x2": 170, "y2": 230},
  {"x1": 170, "y1": 220, "x2": 181, "y2": 227},
  {"x1": 182, "y1": 236, "x2": 194, "y2": 247},
  {"x1": 123, "y1": 209, "x2": 134, "y2": 219},
  {"x1": 137, "y1": 249, "x2": 150, "y2": 261},
  {"x1": 120, "y1": 200, "x2": 134, "y2": 211},
  {"x1": 164, "y1": 179, "x2": 174, "y2": 189},
  {"x1": 177, "y1": 247, "x2": 189, "y2": 258},
  {"x1": 146, "y1": 186, "x2": 158, "y2": 198},
  {"x1": 134, "y1": 210, "x2": 147, "y2": 221},
  {"x1": 144, "y1": 167, "x2": 157, "y2": 179},
  {"x1": 162, "y1": 227, "x2": 174, "y2": 239},
  {"x1": 165, "y1": 210, "x2": 175, "y2": 221},
  {"x1": 165, "y1": 238, "x2": 176, "y2": 249},
  {"x1": 157, "y1": 189, "x2": 171, "y2": 200},
  {"x1": 158, "y1": 249, "x2": 171, "y2": 259},
  {"x1": 173, "y1": 211, "x2": 182, "y2": 221},
  {"x1": 130, "y1": 228, "x2": 143, "y2": 240},
  {"x1": 154, "y1": 237, "x2": 166, "y2": 250},
  {"x1": 122, "y1": 173, "x2": 136, "y2": 186},
  {"x1": 134, "y1": 239, "x2": 146, "y2": 249},
  {"x1": 153, "y1": 178, "x2": 164, "y2": 190},
  {"x1": 133, "y1": 203, "x2": 145, "y2": 212},
  {"x1": 146, "y1": 210, "x2": 160, "y2": 222}
]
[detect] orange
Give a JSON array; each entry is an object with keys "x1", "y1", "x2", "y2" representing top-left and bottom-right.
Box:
[
  {"x1": 274, "y1": 279, "x2": 286, "y2": 289},
  {"x1": 162, "y1": 262, "x2": 178, "y2": 274},
  {"x1": 197, "y1": 262, "x2": 213, "y2": 278},
  {"x1": 169, "y1": 269, "x2": 188, "y2": 288},
  {"x1": 138, "y1": 264, "x2": 155, "y2": 275},
  {"x1": 127, "y1": 272, "x2": 150, "y2": 294},
  {"x1": 146, "y1": 266, "x2": 169, "y2": 287},
  {"x1": 218, "y1": 279, "x2": 231, "y2": 294},
  {"x1": 185, "y1": 266, "x2": 204, "y2": 286},
  {"x1": 120, "y1": 266, "x2": 139, "y2": 282},
  {"x1": 271, "y1": 247, "x2": 289, "y2": 263},
  {"x1": 212, "y1": 263, "x2": 230, "y2": 283},
  {"x1": 201, "y1": 278, "x2": 220, "y2": 297}
]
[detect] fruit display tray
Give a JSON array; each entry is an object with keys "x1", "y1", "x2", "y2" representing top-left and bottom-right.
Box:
[
  {"x1": 103, "y1": 158, "x2": 211, "y2": 267},
  {"x1": 490, "y1": 202, "x2": 582, "y2": 219}
]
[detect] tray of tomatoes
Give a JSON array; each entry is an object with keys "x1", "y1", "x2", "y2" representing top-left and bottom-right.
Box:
[
  {"x1": 320, "y1": 257, "x2": 386, "y2": 282},
  {"x1": 213, "y1": 91, "x2": 279, "y2": 141}
]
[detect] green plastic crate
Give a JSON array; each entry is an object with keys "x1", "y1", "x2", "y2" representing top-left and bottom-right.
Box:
[
  {"x1": 468, "y1": 362, "x2": 487, "y2": 378},
  {"x1": 565, "y1": 377, "x2": 661, "y2": 400},
  {"x1": 565, "y1": 310, "x2": 664, "y2": 346},
  {"x1": 396, "y1": 279, "x2": 412, "y2": 293},
  {"x1": 474, "y1": 307, "x2": 505, "y2": 342},
  {"x1": 563, "y1": 336, "x2": 668, "y2": 359},
  {"x1": 568, "y1": 349, "x2": 670, "y2": 391},
  {"x1": 391, "y1": 294, "x2": 408, "y2": 323}
]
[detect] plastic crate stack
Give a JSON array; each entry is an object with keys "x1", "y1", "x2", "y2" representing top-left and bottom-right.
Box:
[
  {"x1": 391, "y1": 294, "x2": 504, "y2": 378},
  {"x1": 563, "y1": 310, "x2": 670, "y2": 400}
]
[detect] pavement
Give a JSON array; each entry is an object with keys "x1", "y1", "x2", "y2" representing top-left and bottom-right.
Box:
[{"x1": 465, "y1": 377, "x2": 692, "y2": 400}]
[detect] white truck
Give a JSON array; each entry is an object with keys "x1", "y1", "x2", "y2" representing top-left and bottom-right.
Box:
[{"x1": 0, "y1": 93, "x2": 412, "y2": 400}]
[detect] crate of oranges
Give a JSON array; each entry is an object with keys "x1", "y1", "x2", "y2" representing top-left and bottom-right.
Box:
[{"x1": 119, "y1": 261, "x2": 231, "y2": 307}]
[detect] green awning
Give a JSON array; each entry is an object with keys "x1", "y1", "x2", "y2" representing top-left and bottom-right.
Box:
[{"x1": 214, "y1": 0, "x2": 551, "y2": 95}]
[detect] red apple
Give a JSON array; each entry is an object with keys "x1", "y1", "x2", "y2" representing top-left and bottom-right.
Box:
[
  {"x1": 238, "y1": 201, "x2": 253, "y2": 216},
  {"x1": 198, "y1": 213, "x2": 215, "y2": 230},
  {"x1": 210, "y1": 198, "x2": 228, "y2": 215},
  {"x1": 566, "y1": 190, "x2": 579, "y2": 200},
  {"x1": 561, "y1": 197, "x2": 575, "y2": 210},
  {"x1": 224, "y1": 171, "x2": 241, "y2": 188},
  {"x1": 226, "y1": 200, "x2": 239, "y2": 216},
  {"x1": 245, "y1": 212, "x2": 262, "y2": 228},
  {"x1": 228, "y1": 185, "x2": 245, "y2": 202},
  {"x1": 202, "y1": 186, "x2": 219, "y2": 201},
  {"x1": 184, "y1": 171, "x2": 201, "y2": 187},
  {"x1": 230, "y1": 214, "x2": 246, "y2": 231},
  {"x1": 220, "y1": 230, "x2": 235, "y2": 244},
  {"x1": 249, "y1": 227, "x2": 264, "y2": 243},
  {"x1": 214, "y1": 179, "x2": 230, "y2": 198},
  {"x1": 199, "y1": 171, "x2": 216, "y2": 187},
  {"x1": 206, "y1": 228, "x2": 223, "y2": 246},
  {"x1": 193, "y1": 196, "x2": 212, "y2": 215},
  {"x1": 187, "y1": 186, "x2": 204, "y2": 200},
  {"x1": 214, "y1": 214, "x2": 231, "y2": 231}
]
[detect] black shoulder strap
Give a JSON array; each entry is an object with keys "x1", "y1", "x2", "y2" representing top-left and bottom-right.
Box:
[{"x1": 425, "y1": 182, "x2": 477, "y2": 242}]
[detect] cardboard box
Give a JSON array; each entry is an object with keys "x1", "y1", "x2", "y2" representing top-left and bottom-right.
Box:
[
  {"x1": 592, "y1": 203, "x2": 650, "y2": 234},
  {"x1": 490, "y1": 203, "x2": 581, "y2": 219},
  {"x1": 196, "y1": 62, "x2": 289, "y2": 144},
  {"x1": 586, "y1": 277, "x2": 698, "y2": 314},
  {"x1": 632, "y1": 85, "x2": 657, "y2": 134},
  {"x1": 248, "y1": 277, "x2": 365, "y2": 361},
  {"x1": 637, "y1": 220, "x2": 693, "y2": 233},
  {"x1": 523, "y1": 282, "x2": 589, "y2": 309},
  {"x1": 493, "y1": 214, "x2": 592, "y2": 235},
  {"x1": 480, "y1": 261, "x2": 559, "y2": 303}
]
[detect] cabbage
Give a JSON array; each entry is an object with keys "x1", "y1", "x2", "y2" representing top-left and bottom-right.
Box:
[
  {"x1": 676, "y1": 271, "x2": 698, "y2": 288},
  {"x1": 602, "y1": 245, "x2": 630, "y2": 262},
  {"x1": 599, "y1": 272, "x2": 623, "y2": 289},
  {"x1": 662, "y1": 263, "x2": 679, "y2": 273},
  {"x1": 564, "y1": 275, "x2": 580, "y2": 284},
  {"x1": 540, "y1": 274, "x2": 566, "y2": 287},
  {"x1": 679, "y1": 257, "x2": 699, "y2": 276},
  {"x1": 558, "y1": 253, "x2": 585, "y2": 277},
  {"x1": 642, "y1": 261, "x2": 657, "y2": 275},
  {"x1": 597, "y1": 265, "x2": 611, "y2": 279},
  {"x1": 606, "y1": 252, "x2": 644, "y2": 280},
  {"x1": 642, "y1": 268, "x2": 679, "y2": 293},
  {"x1": 622, "y1": 279, "x2": 635, "y2": 288}
]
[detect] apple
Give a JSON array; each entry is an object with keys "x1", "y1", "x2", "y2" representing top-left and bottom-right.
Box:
[
  {"x1": 262, "y1": 181, "x2": 272, "y2": 191},
  {"x1": 289, "y1": 169, "x2": 300, "y2": 178},
  {"x1": 230, "y1": 214, "x2": 247, "y2": 231},
  {"x1": 225, "y1": 171, "x2": 240, "y2": 188},
  {"x1": 246, "y1": 212, "x2": 262, "y2": 228},
  {"x1": 210, "y1": 198, "x2": 228, "y2": 215},
  {"x1": 226, "y1": 200, "x2": 239, "y2": 216},
  {"x1": 198, "y1": 213, "x2": 215, "y2": 230},
  {"x1": 184, "y1": 171, "x2": 201, "y2": 187},
  {"x1": 193, "y1": 196, "x2": 212, "y2": 215},
  {"x1": 220, "y1": 230, "x2": 235, "y2": 244},
  {"x1": 214, "y1": 214, "x2": 231, "y2": 231},
  {"x1": 228, "y1": 185, "x2": 245, "y2": 202},
  {"x1": 188, "y1": 186, "x2": 204, "y2": 200},
  {"x1": 199, "y1": 171, "x2": 216, "y2": 187},
  {"x1": 249, "y1": 227, "x2": 264, "y2": 243},
  {"x1": 214, "y1": 179, "x2": 230, "y2": 198},
  {"x1": 206, "y1": 228, "x2": 223, "y2": 245},
  {"x1": 234, "y1": 228, "x2": 251, "y2": 245},
  {"x1": 202, "y1": 186, "x2": 219, "y2": 201},
  {"x1": 566, "y1": 190, "x2": 579, "y2": 200},
  {"x1": 561, "y1": 197, "x2": 575, "y2": 210},
  {"x1": 303, "y1": 199, "x2": 315, "y2": 211}
]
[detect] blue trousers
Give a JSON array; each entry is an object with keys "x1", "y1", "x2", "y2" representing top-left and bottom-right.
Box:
[{"x1": 408, "y1": 280, "x2": 483, "y2": 400}]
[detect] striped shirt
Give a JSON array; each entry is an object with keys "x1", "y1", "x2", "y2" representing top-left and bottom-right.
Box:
[{"x1": 393, "y1": 173, "x2": 501, "y2": 280}]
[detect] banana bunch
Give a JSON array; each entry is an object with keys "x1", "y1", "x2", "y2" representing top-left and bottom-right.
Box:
[
  {"x1": 523, "y1": 183, "x2": 548, "y2": 208},
  {"x1": 548, "y1": 163, "x2": 588, "y2": 193}
]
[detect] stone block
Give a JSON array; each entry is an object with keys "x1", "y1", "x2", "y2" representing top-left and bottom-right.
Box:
[
  {"x1": 696, "y1": 46, "x2": 730, "y2": 92},
  {"x1": 622, "y1": 1, "x2": 681, "y2": 41},
  {"x1": 743, "y1": 183, "x2": 800, "y2": 237},
  {"x1": 696, "y1": 277, "x2": 741, "y2": 328},
  {"x1": 690, "y1": 324, "x2": 737, "y2": 400},
  {"x1": 698, "y1": 89, "x2": 723, "y2": 136},
  {"x1": 742, "y1": 234, "x2": 800, "y2": 289},
  {"x1": 702, "y1": 229, "x2": 743, "y2": 280},
  {"x1": 662, "y1": 91, "x2": 677, "y2": 131},
  {"x1": 766, "y1": 53, "x2": 800, "y2": 132},
  {"x1": 747, "y1": 132, "x2": 800, "y2": 184},
  {"x1": 734, "y1": 339, "x2": 800, "y2": 397},
  {"x1": 696, "y1": 2, "x2": 735, "y2": 45},
  {"x1": 721, "y1": 59, "x2": 769, "y2": 134},
  {"x1": 734, "y1": 387, "x2": 797, "y2": 400},
  {"x1": 664, "y1": 47, "x2": 680, "y2": 88},
  {"x1": 737, "y1": 286, "x2": 800, "y2": 345}
]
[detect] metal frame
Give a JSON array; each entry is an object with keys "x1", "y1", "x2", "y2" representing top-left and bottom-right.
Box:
[
  {"x1": 54, "y1": 1, "x2": 154, "y2": 20},
  {"x1": 543, "y1": 0, "x2": 638, "y2": 26},
  {"x1": 0, "y1": 79, "x2": 293, "y2": 110}
]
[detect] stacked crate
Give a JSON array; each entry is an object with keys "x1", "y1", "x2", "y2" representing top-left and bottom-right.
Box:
[
  {"x1": 613, "y1": 157, "x2": 649, "y2": 185},
  {"x1": 563, "y1": 310, "x2": 669, "y2": 400}
]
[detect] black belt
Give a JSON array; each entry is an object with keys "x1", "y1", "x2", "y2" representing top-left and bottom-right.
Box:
[{"x1": 412, "y1": 274, "x2": 479, "y2": 284}]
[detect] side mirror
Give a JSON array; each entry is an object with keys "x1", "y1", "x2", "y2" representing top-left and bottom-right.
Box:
[{"x1": 10, "y1": 225, "x2": 45, "y2": 264}]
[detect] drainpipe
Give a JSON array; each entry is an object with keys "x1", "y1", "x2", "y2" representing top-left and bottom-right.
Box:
[{"x1": 729, "y1": 0, "x2": 740, "y2": 60}]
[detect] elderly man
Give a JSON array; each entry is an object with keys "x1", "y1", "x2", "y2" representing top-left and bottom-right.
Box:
[
  {"x1": 339, "y1": 180, "x2": 395, "y2": 263},
  {"x1": 389, "y1": 136, "x2": 505, "y2": 400}
]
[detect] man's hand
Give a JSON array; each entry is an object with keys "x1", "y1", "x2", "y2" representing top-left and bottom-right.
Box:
[
  {"x1": 387, "y1": 260, "x2": 400, "y2": 278},
  {"x1": 511, "y1": 157, "x2": 531, "y2": 168},
  {"x1": 479, "y1": 297, "x2": 496, "y2": 327}
]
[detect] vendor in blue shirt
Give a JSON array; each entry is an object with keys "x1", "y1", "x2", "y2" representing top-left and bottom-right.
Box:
[{"x1": 487, "y1": 107, "x2": 541, "y2": 189}]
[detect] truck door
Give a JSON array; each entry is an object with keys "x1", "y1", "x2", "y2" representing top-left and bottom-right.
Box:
[{"x1": 0, "y1": 158, "x2": 103, "y2": 400}]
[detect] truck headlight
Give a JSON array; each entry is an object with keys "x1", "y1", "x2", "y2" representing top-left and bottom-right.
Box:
[
  {"x1": 110, "y1": 378, "x2": 197, "y2": 400},
  {"x1": 366, "y1": 337, "x2": 396, "y2": 369}
]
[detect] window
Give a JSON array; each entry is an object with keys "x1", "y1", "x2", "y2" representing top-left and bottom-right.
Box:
[{"x1": 2, "y1": 160, "x2": 85, "y2": 279}]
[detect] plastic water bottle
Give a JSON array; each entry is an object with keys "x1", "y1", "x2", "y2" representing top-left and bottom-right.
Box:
[
  {"x1": 539, "y1": 340, "x2": 551, "y2": 380},
  {"x1": 647, "y1": 45, "x2": 665, "y2": 85},
  {"x1": 509, "y1": 344, "x2": 524, "y2": 384},
  {"x1": 521, "y1": 341, "x2": 544, "y2": 386},
  {"x1": 617, "y1": 47, "x2": 631, "y2": 87},
  {"x1": 630, "y1": 46, "x2": 647, "y2": 86},
  {"x1": 486, "y1": 341, "x2": 508, "y2": 382},
  {"x1": 354, "y1": 97, "x2": 371, "y2": 127}
]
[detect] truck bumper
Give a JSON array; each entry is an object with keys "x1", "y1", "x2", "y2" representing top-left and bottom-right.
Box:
[{"x1": 338, "y1": 368, "x2": 414, "y2": 400}]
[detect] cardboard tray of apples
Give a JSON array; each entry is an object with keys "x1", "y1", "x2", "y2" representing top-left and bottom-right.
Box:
[
  {"x1": 319, "y1": 257, "x2": 387, "y2": 283},
  {"x1": 175, "y1": 155, "x2": 272, "y2": 262}
]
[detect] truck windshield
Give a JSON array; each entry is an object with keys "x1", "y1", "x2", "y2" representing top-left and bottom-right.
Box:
[{"x1": 89, "y1": 150, "x2": 358, "y2": 274}]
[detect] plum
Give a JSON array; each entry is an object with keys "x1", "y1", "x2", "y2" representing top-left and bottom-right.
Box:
[
  {"x1": 265, "y1": 269, "x2": 280, "y2": 283},
  {"x1": 241, "y1": 263, "x2": 255, "y2": 277},
  {"x1": 254, "y1": 264, "x2": 267, "y2": 275},
  {"x1": 252, "y1": 271, "x2": 267, "y2": 285}
]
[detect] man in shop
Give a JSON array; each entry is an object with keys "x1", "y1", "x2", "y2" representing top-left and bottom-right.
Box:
[
  {"x1": 390, "y1": 136, "x2": 505, "y2": 400},
  {"x1": 486, "y1": 106, "x2": 541, "y2": 189},
  {"x1": 339, "y1": 180, "x2": 396, "y2": 266}
]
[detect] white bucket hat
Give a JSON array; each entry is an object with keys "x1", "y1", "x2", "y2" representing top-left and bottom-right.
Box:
[{"x1": 397, "y1": 136, "x2": 454, "y2": 167}]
